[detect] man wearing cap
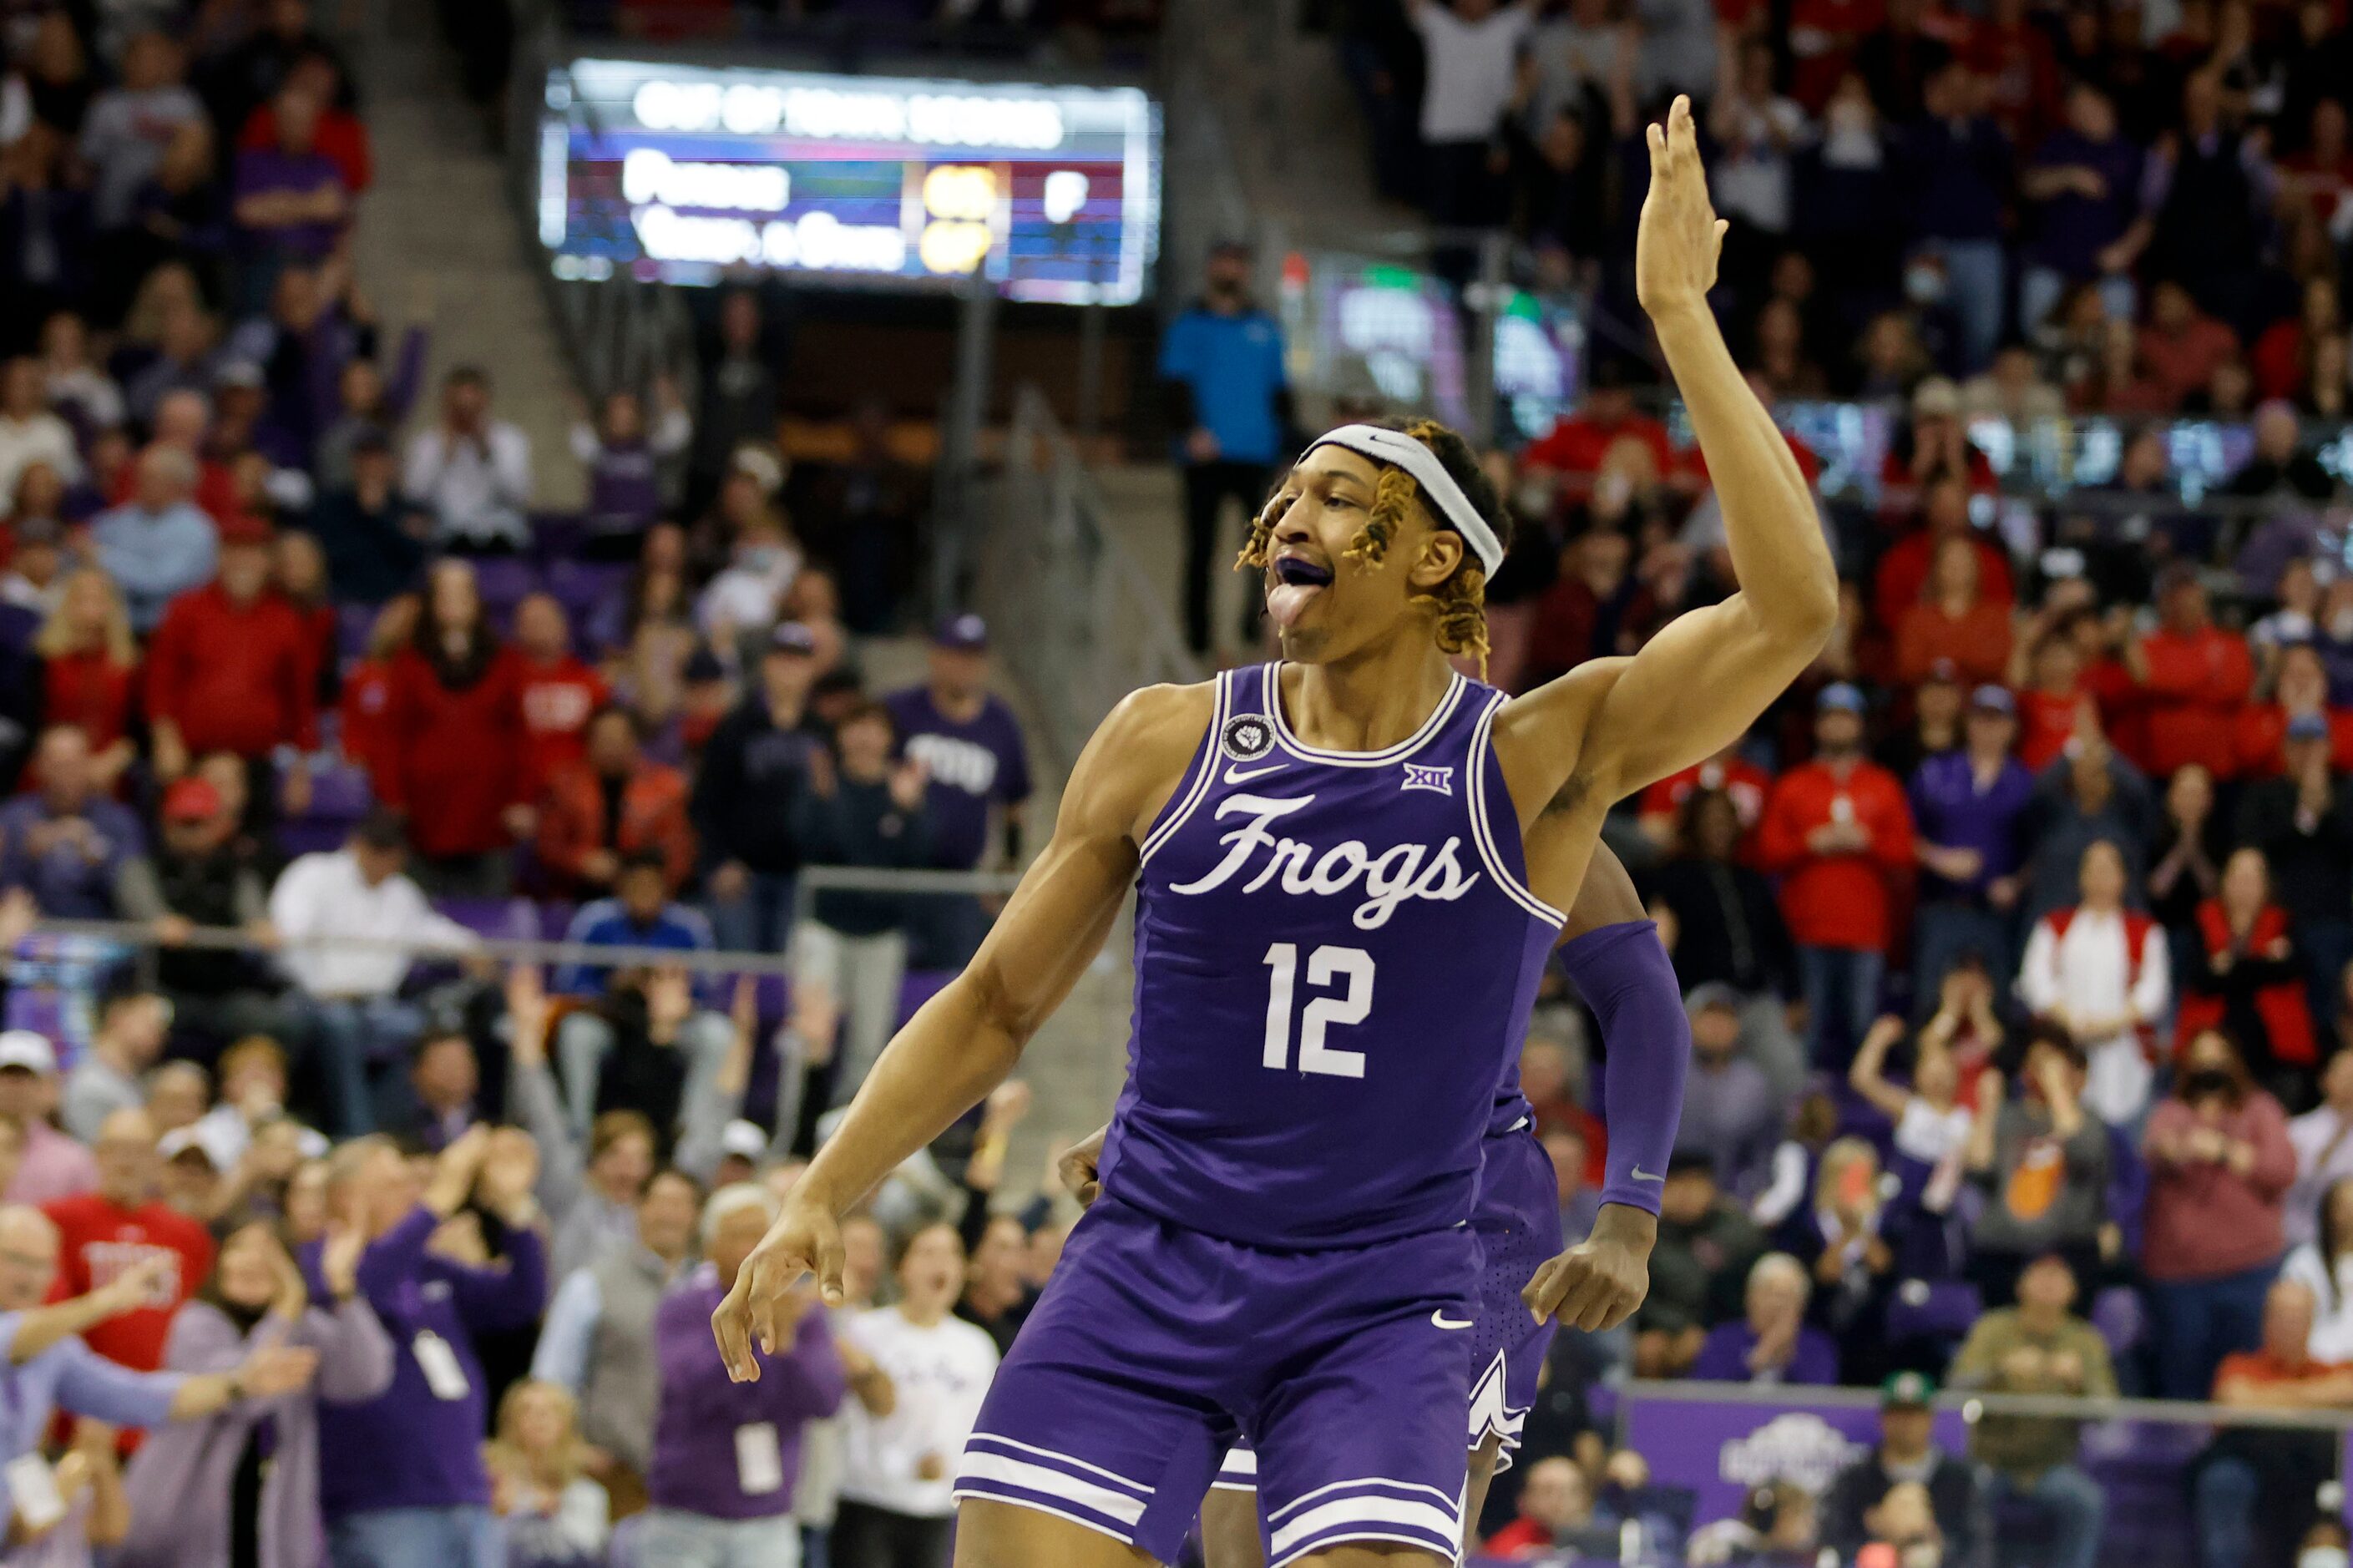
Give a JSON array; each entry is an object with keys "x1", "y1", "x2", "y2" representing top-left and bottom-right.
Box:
[
  {"x1": 402, "y1": 366, "x2": 534, "y2": 551},
  {"x1": 1758, "y1": 685, "x2": 1916, "y2": 1068},
  {"x1": 312, "y1": 428, "x2": 428, "y2": 605},
  {"x1": 1157, "y1": 242, "x2": 1293, "y2": 656},
  {"x1": 122, "y1": 774, "x2": 287, "y2": 1046},
  {"x1": 1819, "y1": 1373, "x2": 1991, "y2": 1568},
  {"x1": 1948, "y1": 1251, "x2": 2113, "y2": 1568},
  {"x1": 89, "y1": 444, "x2": 218, "y2": 632},
  {"x1": 59, "y1": 987, "x2": 169, "y2": 1145},
  {"x1": 1632, "y1": 1151, "x2": 1765, "y2": 1380},
  {"x1": 2234, "y1": 709, "x2": 2353, "y2": 1022},
  {"x1": 267, "y1": 809, "x2": 481, "y2": 1135},
  {"x1": 1672, "y1": 984, "x2": 1784, "y2": 1199},
  {"x1": 530, "y1": 1165, "x2": 702, "y2": 1512},
  {"x1": 0, "y1": 1030, "x2": 97, "y2": 1203},
  {"x1": 2127, "y1": 568, "x2": 2254, "y2": 781},
  {"x1": 884, "y1": 615, "x2": 1033, "y2": 969},
  {"x1": 694, "y1": 621, "x2": 827, "y2": 955},
  {"x1": 1908, "y1": 685, "x2": 2035, "y2": 1015},
  {"x1": 43, "y1": 1108, "x2": 215, "y2": 1399},
  {"x1": 0, "y1": 725, "x2": 154, "y2": 922},
  {"x1": 144, "y1": 512, "x2": 318, "y2": 814}
]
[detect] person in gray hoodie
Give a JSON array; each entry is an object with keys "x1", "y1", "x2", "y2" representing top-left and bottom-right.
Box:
[{"x1": 115, "y1": 1216, "x2": 395, "y2": 1568}]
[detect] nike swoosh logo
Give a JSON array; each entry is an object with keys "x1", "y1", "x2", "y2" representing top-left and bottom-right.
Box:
[
  {"x1": 1630, "y1": 1166, "x2": 1666, "y2": 1184},
  {"x1": 1431, "y1": 1311, "x2": 1474, "y2": 1330},
  {"x1": 1224, "y1": 763, "x2": 1284, "y2": 785}
]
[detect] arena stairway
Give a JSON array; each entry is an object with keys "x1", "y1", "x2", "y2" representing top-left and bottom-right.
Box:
[{"x1": 344, "y1": 5, "x2": 587, "y2": 510}]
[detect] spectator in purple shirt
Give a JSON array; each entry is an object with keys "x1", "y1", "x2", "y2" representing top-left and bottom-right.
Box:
[
  {"x1": 883, "y1": 614, "x2": 1033, "y2": 968},
  {"x1": 640, "y1": 1181, "x2": 847, "y2": 1568},
  {"x1": 1899, "y1": 59, "x2": 2015, "y2": 374},
  {"x1": 0, "y1": 726, "x2": 154, "y2": 920},
  {"x1": 1691, "y1": 1252, "x2": 1843, "y2": 1386},
  {"x1": 2019, "y1": 80, "x2": 2148, "y2": 336},
  {"x1": 309, "y1": 1124, "x2": 548, "y2": 1568},
  {"x1": 230, "y1": 82, "x2": 349, "y2": 311},
  {"x1": 1909, "y1": 685, "x2": 2036, "y2": 1016}
]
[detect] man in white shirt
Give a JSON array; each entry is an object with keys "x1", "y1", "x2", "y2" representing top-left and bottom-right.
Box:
[
  {"x1": 267, "y1": 810, "x2": 479, "y2": 1136},
  {"x1": 2016, "y1": 838, "x2": 2170, "y2": 1128},
  {"x1": 402, "y1": 366, "x2": 534, "y2": 551},
  {"x1": 1405, "y1": 0, "x2": 1536, "y2": 233}
]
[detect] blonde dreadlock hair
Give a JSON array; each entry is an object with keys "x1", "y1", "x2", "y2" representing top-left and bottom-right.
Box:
[{"x1": 1237, "y1": 419, "x2": 1498, "y2": 678}]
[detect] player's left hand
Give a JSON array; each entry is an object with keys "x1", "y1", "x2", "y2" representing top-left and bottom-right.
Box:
[
  {"x1": 1523, "y1": 1206, "x2": 1655, "y2": 1333},
  {"x1": 1057, "y1": 1123, "x2": 1109, "y2": 1208}
]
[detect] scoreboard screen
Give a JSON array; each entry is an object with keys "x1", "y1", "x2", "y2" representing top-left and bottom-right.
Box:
[{"x1": 539, "y1": 58, "x2": 1160, "y2": 304}]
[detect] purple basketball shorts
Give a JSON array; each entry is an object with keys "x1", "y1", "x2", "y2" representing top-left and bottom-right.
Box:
[
  {"x1": 1212, "y1": 1126, "x2": 1564, "y2": 1498},
  {"x1": 952, "y1": 1192, "x2": 1478, "y2": 1566}
]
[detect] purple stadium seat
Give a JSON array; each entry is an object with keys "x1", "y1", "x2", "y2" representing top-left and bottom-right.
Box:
[
  {"x1": 470, "y1": 558, "x2": 539, "y2": 624},
  {"x1": 274, "y1": 760, "x2": 374, "y2": 860},
  {"x1": 2091, "y1": 1285, "x2": 2147, "y2": 1361},
  {"x1": 432, "y1": 897, "x2": 539, "y2": 943},
  {"x1": 546, "y1": 559, "x2": 629, "y2": 630},
  {"x1": 338, "y1": 603, "x2": 378, "y2": 663},
  {"x1": 1883, "y1": 1278, "x2": 1981, "y2": 1344},
  {"x1": 538, "y1": 902, "x2": 579, "y2": 941}
]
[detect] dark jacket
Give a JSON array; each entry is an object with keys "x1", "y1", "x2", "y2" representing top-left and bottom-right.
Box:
[
  {"x1": 691, "y1": 699, "x2": 821, "y2": 876},
  {"x1": 792, "y1": 776, "x2": 934, "y2": 937},
  {"x1": 1819, "y1": 1448, "x2": 1993, "y2": 1568}
]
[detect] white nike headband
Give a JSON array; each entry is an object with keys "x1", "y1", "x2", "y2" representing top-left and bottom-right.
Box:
[{"x1": 1301, "y1": 423, "x2": 1505, "y2": 578}]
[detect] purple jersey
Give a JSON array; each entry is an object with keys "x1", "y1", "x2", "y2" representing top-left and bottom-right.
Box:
[{"x1": 1097, "y1": 662, "x2": 1564, "y2": 1250}]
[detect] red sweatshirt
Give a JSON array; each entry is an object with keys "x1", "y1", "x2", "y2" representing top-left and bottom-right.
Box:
[
  {"x1": 41, "y1": 1193, "x2": 213, "y2": 1378},
  {"x1": 2231, "y1": 705, "x2": 2353, "y2": 778},
  {"x1": 2017, "y1": 686, "x2": 2087, "y2": 771},
  {"x1": 1870, "y1": 531, "x2": 2014, "y2": 636},
  {"x1": 144, "y1": 584, "x2": 319, "y2": 757},
  {"x1": 40, "y1": 650, "x2": 137, "y2": 756},
  {"x1": 2131, "y1": 625, "x2": 2254, "y2": 780},
  {"x1": 379, "y1": 645, "x2": 529, "y2": 858},
  {"x1": 339, "y1": 657, "x2": 397, "y2": 790},
  {"x1": 519, "y1": 655, "x2": 610, "y2": 801},
  {"x1": 1757, "y1": 758, "x2": 1915, "y2": 953}
]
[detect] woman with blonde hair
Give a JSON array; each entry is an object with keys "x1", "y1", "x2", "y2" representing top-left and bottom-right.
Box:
[
  {"x1": 484, "y1": 1379, "x2": 610, "y2": 1568},
  {"x1": 32, "y1": 568, "x2": 138, "y2": 793}
]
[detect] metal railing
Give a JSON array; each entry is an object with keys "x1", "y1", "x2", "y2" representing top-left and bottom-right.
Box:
[
  {"x1": 980, "y1": 386, "x2": 1205, "y2": 763},
  {"x1": 19, "y1": 867, "x2": 1025, "y2": 984}
]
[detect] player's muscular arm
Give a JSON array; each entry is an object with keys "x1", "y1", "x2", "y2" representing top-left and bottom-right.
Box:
[
  {"x1": 1493, "y1": 98, "x2": 1836, "y2": 818},
  {"x1": 714, "y1": 683, "x2": 1212, "y2": 1378}
]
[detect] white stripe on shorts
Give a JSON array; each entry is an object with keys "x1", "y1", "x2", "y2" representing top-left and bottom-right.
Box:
[
  {"x1": 1268, "y1": 1494, "x2": 1461, "y2": 1566},
  {"x1": 953, "y1": 1454, "x2": 1148, "y2": 1526},
  {"x1": 1211, "y1": 1447, "x2": 1257, "y2": 1490}
]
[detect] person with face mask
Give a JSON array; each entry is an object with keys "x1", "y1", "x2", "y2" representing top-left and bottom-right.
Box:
[
  {"x1": 2145, "y1": 1028, "x2": 2296, "y2": 1400},
  {"x1": 1757, "y1": 685, "x2": 1917, "y2": 1070}
]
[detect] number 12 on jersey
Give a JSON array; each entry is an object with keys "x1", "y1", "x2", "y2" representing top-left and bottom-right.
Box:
[{"x1": 1262, "y1": 943, "x2": 1374, "y2": 1079}]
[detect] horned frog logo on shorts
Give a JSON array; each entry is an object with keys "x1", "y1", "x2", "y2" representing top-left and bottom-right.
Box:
[{"x1": 1221, "y1": 714, "x2": 1275, "y2": 761}]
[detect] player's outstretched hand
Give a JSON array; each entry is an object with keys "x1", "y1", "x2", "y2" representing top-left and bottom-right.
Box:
[
  {"x1": 1522, "y1": 1208, "x2": 1656, "y2": 1333},
  {"x1": 1057, "y1": 1123, "x2": 1109, "y2": 1208},
  {"x1": 713, "y1": 1196, "x2": 845, "y2": 1383},
  {"x1": 1635, "y1": 94, "x2": 1726, "y2": 321}
]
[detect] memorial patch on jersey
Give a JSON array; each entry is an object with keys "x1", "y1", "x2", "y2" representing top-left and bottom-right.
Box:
[
  {"x1": 1402, "y1": 763, "x2": 1454, "y2": 796},
  {"x1": 1221, "y1": 713, "x2": 1275, "y2": 761}
]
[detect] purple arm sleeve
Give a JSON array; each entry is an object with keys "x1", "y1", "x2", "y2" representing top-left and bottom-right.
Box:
[{"x1": 1556, "y1": 919, "x2": 1690, "y2": 1216}]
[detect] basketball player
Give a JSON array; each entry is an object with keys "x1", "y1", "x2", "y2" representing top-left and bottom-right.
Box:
[
  {"x1": 1053, "y1": 844, "x2": 1691, "y2": 1567},
  {"x1": 715, "y1": 99, "x2": 1834, "y2": 1568}
]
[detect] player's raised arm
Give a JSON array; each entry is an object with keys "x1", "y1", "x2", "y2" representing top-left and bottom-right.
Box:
[
  {"x1": 712, "y1": 683, "x2": 1210, "y2": 1378},
  {"x1": 1498, "y1": 96, "x2": 1836, "y2": 812}
]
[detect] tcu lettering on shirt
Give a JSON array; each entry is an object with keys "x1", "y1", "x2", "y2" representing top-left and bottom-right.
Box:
[
  {"x1": 1166, "y1": 792, "x2": 1482, "y2": 930},
  {"x1": 904, "y1": 733, "x2": 999, "y2": 796},
  {"x1": 84, "y1": 1242, "x2": 180, "y2": 1309},
  {"x1": 523, "y1": 680, "x2": 597, "y2": 736}
]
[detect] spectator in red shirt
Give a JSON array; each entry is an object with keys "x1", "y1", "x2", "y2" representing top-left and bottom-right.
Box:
[
  {"x1": 276, "y1": 529, "x2": 338, "y2": 706},
  {"x1": 1637, "y1": 741, "x2": 1774, "y2": 852},
  {"x1": 1966, "y1": 0, "x2": 2062, "y2": 142},
  {"x1": 2253, "y1": 278, "x2": 2342, "y2": 402},
  {"x1": 43, "y1": 1107, "x2": 216, "y2": 1396},
  {"x1": 2235, "y1": 644, "x2": 2353, "y2": 778},
  {"x1": 337, "y1": 594, "x2": 415, "y2": 794},
  {"x1": 1871, "y1": 473, "x2": 2016, "y2": 637},
  {"x1": 2127, "y1": 567, "x2": 2254, "y2": 781},
  {"x1": 2138, "y1": 280, "x2": 2242, "y2": 411},
  {"x1": 1894, "y1": 536, "x2": 2016, "y2": 687},
  {"x1": 235, "y1": 50, "x2": 371, "y2": 195},
  {"x1": 1758, "y1": 684, "x2": 1918, "y2": 1068},
  {"x1": 514, "y1": 593, "x2": 608, "y2": 803},
  {"x1": 1481, "y1": 1456, "x2": 1619, "y2": 1559},
  {"x1": 144, "y1": 516, "x2": 319, "y2": 825},
  {"x1": 378, "y1": 559, "x2": 530, "y2": 893},
  {"x1": 536, "y1": 706, "x2": 695, "y2": 898},
  {"x1": 1518, "y1": 369, "x2": 1682, "y2": 501},
  {"x1": 2014, "y1": 617, "x2": 2096, "y2": 771},
  {"x1": 30, "y1": 569, "x2": 137, "y2": 797}
]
